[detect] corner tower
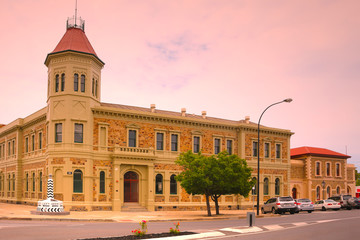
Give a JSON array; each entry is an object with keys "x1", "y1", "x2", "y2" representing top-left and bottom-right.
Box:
[{"x1": 45, "y1": 17, "x2": 104, "y2": 148}]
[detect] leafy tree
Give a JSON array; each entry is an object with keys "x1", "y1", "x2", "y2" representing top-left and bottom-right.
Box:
[
  {"x1": 176, "y1": 151, "x2": 254, "y2": 216},
  {"x1": 356, "y1": 170, "x2": 360, "y2": 186}
]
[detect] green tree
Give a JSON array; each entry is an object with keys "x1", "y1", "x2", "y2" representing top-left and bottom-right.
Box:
[
  {"x1": 356, "y1": 170, "x2": 360, "y2": 186},
  {"x1": 176, "y1": 151, "x2": 254, "y2": 216}
]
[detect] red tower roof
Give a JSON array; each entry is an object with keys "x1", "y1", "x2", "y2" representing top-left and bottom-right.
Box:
[
  {"x1": 45, "y1": 25, "x2": 104, "y2": 65},
  {"x1": 291, "y1": 146, "x2": 350, "y2": 159}
]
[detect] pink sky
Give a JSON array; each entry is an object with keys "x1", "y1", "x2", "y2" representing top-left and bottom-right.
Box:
[{"x1": 0, "y1": 0, "x2": 359, "y2": 169}]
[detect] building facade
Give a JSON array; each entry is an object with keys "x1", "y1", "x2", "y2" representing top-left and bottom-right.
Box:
[
  {"x1": 290, "y1": 146, "x2": 356, "y2": 202},
  {"x1": 0, "y1": 18, "x2": 294, "y2": 211}
]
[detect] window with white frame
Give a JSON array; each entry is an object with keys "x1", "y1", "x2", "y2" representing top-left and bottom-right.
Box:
[
  {"x1": 336, "y1": 163, "x2": 340, "y2": 176},
  {"x1": 316, "y1": 162, "x2": 321, "y2": 176},
  {"x1": 74, "y1": 123, "x2": 84, "y2": 143},
  {"x1": 128, "y1": 130, "x2": 137, "y2": 147},
  {"x1": 275, "y1": 143, "x2": 281, "y2": 158},
  {"x1": 171, "y1": 134, "x2": 178, "y2": 152},
  {"x1": 252, "y1": 141, "x2": 258, "y2": 157},
  {"x1": 55, "y1": 123, "x2": 62, "y2": 143},
  {"x1": 156, "y1": 132, "x2": 164, "y2": 150},
  {"x1": 264, "y1": 142, "x2": 270, "y2": 158},
  {"x1": 226, "y1": 139, "x2": 233, "y2": 155},
  {"x1": 214, "y1": 138, "x2": 221, "y2": 154},
  {"x1": 193, "y1": 136, "x2": 200, "y2": 153},
  {"x1": 326, "y1": 162, "x2": 331, "y2": 176}
]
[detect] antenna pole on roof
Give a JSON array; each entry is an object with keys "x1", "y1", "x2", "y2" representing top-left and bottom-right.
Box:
[{"x1": 75, "y1": 0, "x2": 78, "y2": 27}]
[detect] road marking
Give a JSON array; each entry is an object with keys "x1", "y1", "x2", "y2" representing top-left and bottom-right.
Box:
[
  {"x1": 220, "y1": 227, "x2": 263, "y2": 233},
  {"x1": 262, "y1": 224, "x2": 284, "y2": 231},
  {"x1": 148, "y1": 231, "x2": 225, "y2": 240},
  {"x1": 292, "y1": 222, "x2": 308, "y2": 226}
]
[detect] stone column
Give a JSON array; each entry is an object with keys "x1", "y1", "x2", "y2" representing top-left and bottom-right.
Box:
[
  {"x1": 112, "y1": 159, "x2": 121, "y2": 211},
  {"x1": 147, "y1": 165, "x2": 155, "y2": 211}
]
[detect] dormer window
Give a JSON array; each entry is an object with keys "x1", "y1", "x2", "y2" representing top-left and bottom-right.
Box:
[
  {"x1": 81, "y1": 75, "x2": 85, "y2": 92},
  {"x1": 74, "y1": 74, "x2": 79, "y2": 91},
  {"x1": 61, "y1": 73, "x2": 65, "y2": 91}
]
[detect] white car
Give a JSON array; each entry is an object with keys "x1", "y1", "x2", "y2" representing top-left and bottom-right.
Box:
[{"x1": 314, "y1": 199, "x2": 341, "y2": 211}]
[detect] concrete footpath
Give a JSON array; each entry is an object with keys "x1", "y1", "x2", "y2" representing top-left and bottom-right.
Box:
[{"x1": 0, "y1": 203, "x2": 264, "y2": 223}]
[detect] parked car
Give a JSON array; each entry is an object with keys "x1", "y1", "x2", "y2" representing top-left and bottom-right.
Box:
[
  {"x1": 294, "y1": 198, "x2": 314, "y2": 213},
  {"x1": 261, "y1": 196, "x2": 296, "y2": 214},
  {"x1": 314, "y1": 199, "x2": 341, "y2": 211},
  {"x1": 353, "y1": 198, "x2": 360, "y2": 209},
  {"x1": 328, "y1": 194, "x2": 355, "y2": 210}
]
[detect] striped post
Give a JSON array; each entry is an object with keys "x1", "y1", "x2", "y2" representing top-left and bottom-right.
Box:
[{"x1": 47, "y1": 174, "x2": 54, "y2": 199}]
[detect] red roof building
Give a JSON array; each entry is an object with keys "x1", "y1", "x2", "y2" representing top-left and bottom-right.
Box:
[{"x1": 291, "y1": 146, "x2": 350, "y2": 159}]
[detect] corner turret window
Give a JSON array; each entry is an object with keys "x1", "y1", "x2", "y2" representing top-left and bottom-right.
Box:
[
  {"x1": 81, "y1": 75, "x2": 85, "y2": 92},
  {"x1": 61, "y1": 73, "x2": 65, "y2": 91},
  {"x1": 74, "y1": 123, "x2": 83, "y2": 143},
  {"x1": 74, "y1": 74, "x2": 79, "y2": 91},
  {"x1": 95, "y1": 80, "x2": 98, "y2": 97},
  {"x1": 55, "y1": 123, "x2": 62, "y2": 143},
  {"x1": 55, "y1": 74, "x2": 59, "y2": 92}
]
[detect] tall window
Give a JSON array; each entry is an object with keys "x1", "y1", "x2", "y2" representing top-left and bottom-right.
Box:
[
  {"x1": 263, "y1": 177, "x2": 269, "y2": 195},
  {"x1": 128, "y1": 130, "x2": 137, "y2": 147},
  {"x1": 32, "y1": 172, "x2": 35, "y2": 192},
  {"x1": 264, "y1": 143, "x2": 270, "y2": 158},
  {"x1": 81, "y1": 75, "x2": 85, "y2": 92},
  {"x1": 92, "y1": 78, "x2": 95, "y2": 95},
  {"x1": 31, "y1": 135, "x2": 35, "y2": 151},
  {"x1": 74, "y1": 123, "x2": 83, "y2": 143},
  {"x1": 275, "y1": 143, "x2": 281, "y2": 158},
  {"x1": 74, "y1": 73, "x2": 79, "y2": 91},
  {"x1": 171, "y1": 134, "x2": 178, "y2": 151},
  {"x1": 214, "y1": 138, "x2": 220, "y2": 154},
  {"x1": 226, "y1": 140, "x2": 232, "y2": 155},
  {"x1": 252, "y1": 141, "x2": 258, "y2": 157},
  {"x1": 55, "y1": 123, "x2": 62, "y2": 143},
  {"x1": 336, "y1": 186, "x2": 340, "y2": 194},
  {"x1": 25, "y1": 137, "x2": 29, "y2": 153},
  {"x1": 326, "y1": 163, "x2": 330, "y2": 176},
  {"x1": 193, "y1": 136, "x2": 200, "y2": 153},
  {"x1": 336, "y1": 163, "x2": 340, "y2": 176},
  {"x1": 156, "y1": 133, "x2": 164, "y2": 150},
  {"x1": 26, "y1": 173, "x2": 29, "y2": 191},
  {"x1": 100, "y1": 171, "x2": 105, "y2": 194},
  {"x1": 170, "y1": 174, "x2": 177, "y2": 194},
  {"x1": 61, "y1": 73, "x2": 65, "y2": 91},
  {"x1": 8, "y1": 174, "x2": 10, "y2": 191},
  {"x1": 155, "y1": 174, "x2": 163, "y2": 194},
  {"x1": 252, "y1": 177, "x2": 257, "y2": 195},
  {"x1": 327, "y1": 186, "x2": 331, "y2": 198},
  {"x1": 55, "y1": 74, "x2": 59, "y2": 92},
  {"x1": 12, "y1": 140, "x2": 15, "y2": 155},
  {"x1": 316, "y1": 162, "x2": 320, "y2": 176},
  {"x1": 12, "y1": 173, "x2": 15, "y2": 191},
  {"x1": 73, "y1": 169, "x2": 83, "y2": 193},
  {"x1": 95, "y1": 80, "x2": 98, "y2": 97},
  {"x1": 8, "y1": 142, "x2": 11, "y2": 156},
  {"x1": 39, "y1": 172, "x2": 42, "y2": 192},
  {"x1": 316, "y1": 186, "x2": 320, "y2": 200},
  {"x1": 275, "y1": 178, "x2": 280, "y2": 195},
  {"x1": 39, "y1": 132, "x2": 42, "y2": 149}
]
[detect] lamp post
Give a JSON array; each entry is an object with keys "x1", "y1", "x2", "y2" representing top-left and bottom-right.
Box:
[
  {"x1": 322, "y1": 180, "x2": 326, "y2": 199},
  {"x1": 257, "y1": 98, "x2": 292, "y2": 215},
  {"x1": 252, "y1": 186, "x2": 255, "y2": 212}
]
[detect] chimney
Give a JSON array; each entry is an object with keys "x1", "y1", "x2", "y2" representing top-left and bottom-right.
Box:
[
  {"x1": 150, "y1": 104, "x2": 156, "y2": 113},
  {"x1": 202, "y1": 111, "x2": 207, "y2": 119},
  {"x1": 245, "y1": 116, "x2": 250, "y2": 124},
  {"x1": 181, "y1": 108, "x2": 186, "y2": 117}
]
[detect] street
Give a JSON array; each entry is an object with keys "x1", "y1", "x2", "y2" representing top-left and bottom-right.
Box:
[{"x1": 0, "y1": 209, "x2": 359, "y2": 240}]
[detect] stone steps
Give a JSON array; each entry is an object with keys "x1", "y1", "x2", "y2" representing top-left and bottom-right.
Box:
[{"x1": 121, "y1": 203, "x2": 148, "y2": 212}]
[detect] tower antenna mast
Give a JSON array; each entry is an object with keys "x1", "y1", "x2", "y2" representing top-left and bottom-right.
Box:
[{"x1": 75, "y1": 0, "x2": 78, "y2": 27}]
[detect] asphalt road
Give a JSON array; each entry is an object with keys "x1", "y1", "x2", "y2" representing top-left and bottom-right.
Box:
[{"x1": 0, "y1": 209, "x2": 359, "y2": 240}]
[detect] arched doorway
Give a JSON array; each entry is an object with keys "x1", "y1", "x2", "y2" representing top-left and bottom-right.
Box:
[
  {"x1": 292, "y1": 187, "x2": 297, "y2": 199},
  {"x1": 124, "y1": 171, "x2": 139, "y2": 202}
]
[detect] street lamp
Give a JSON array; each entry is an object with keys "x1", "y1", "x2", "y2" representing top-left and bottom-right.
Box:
[
  {"x1": 322, "y1": 180, "x2": 326, "y2": 199},
  {"x1": 257, "y1": 98, "x2": 292, "y2": 215}
]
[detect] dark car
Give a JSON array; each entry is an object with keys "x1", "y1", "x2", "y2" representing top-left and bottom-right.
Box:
[
  {"x1": 353, "y1": 198, "x2": 360, "y2": 209},
  {"x1": 328, "y1": 194, "x2": 355, "y2": 210}
]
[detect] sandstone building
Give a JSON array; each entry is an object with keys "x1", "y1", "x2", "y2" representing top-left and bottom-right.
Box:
[
  {"x1": 290, "y1": 146, "x2": 356, "y2": 202},
  {"x1": 0, "y1": 18, "x2": 295, "y2": 211}
]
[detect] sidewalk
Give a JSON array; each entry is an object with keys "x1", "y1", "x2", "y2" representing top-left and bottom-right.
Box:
[{"x1": 0, "y1": 203, "x2": 264, "y2": 223}]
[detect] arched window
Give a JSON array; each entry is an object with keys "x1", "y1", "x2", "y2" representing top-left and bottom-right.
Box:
[
  {"x1": 327, "y1": 186, "x2": 331, "y2": 198},
  {"x1": 170, "y1": 174, "x2": 177, "y2": 194},
  {"x1": 155, "y1": 174, "x2": 163, "y2": 194},
  {"x1": 347, "y1": 186, "x2": 351, "y2": 194},
  {"x1": 26, "y1": 173, "x2": 29, "y2": 191},
  {"x1": 55, "y1": 74, "x2": 59, "y2": 92},
  {"x1": 251, "y1": 177, "x2": 257, "y2": 195},
  {"x1": 61, "y1": 73, "x2": 65, "y2": 91},
  {"x1": 95, "y1": 80, "x2": 98, "y2": 97},
  {"x1": 336, "y1": 186, "x2": 340, "y2": 194},
  {"x1": 32, "y1": 172, "x2": 35, "y2": 192},
  {"x1": 263, "y1": 177, "x2": 269, "y2": 195},
  {"x1": 39, "y1": 172, "x2": 42, "y2": 192},
  {"x1": 74, "y1": 74, "x2": 79, "y2": 91},
  {"x1": 336, "y1": 163, "x2": 340, "y2": 176},
  {"x1": 73, "y1": 169, "x2": 83, "y2": 193},
  {"x1": 275, "y1": 178, "x2": 280, "y2": 195},
  {"x1": 316, "y1": 186, "x2": 320, "y2": 200},
  {"x1": 92, "y1": 78, "x2": 95, "y2": 95},
  {"x1": 100, "y1": 171, "x2": 105, "y2": 194},
  {"x1": 81, "y1": 75, "x2": 85, "y2": 92}
]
